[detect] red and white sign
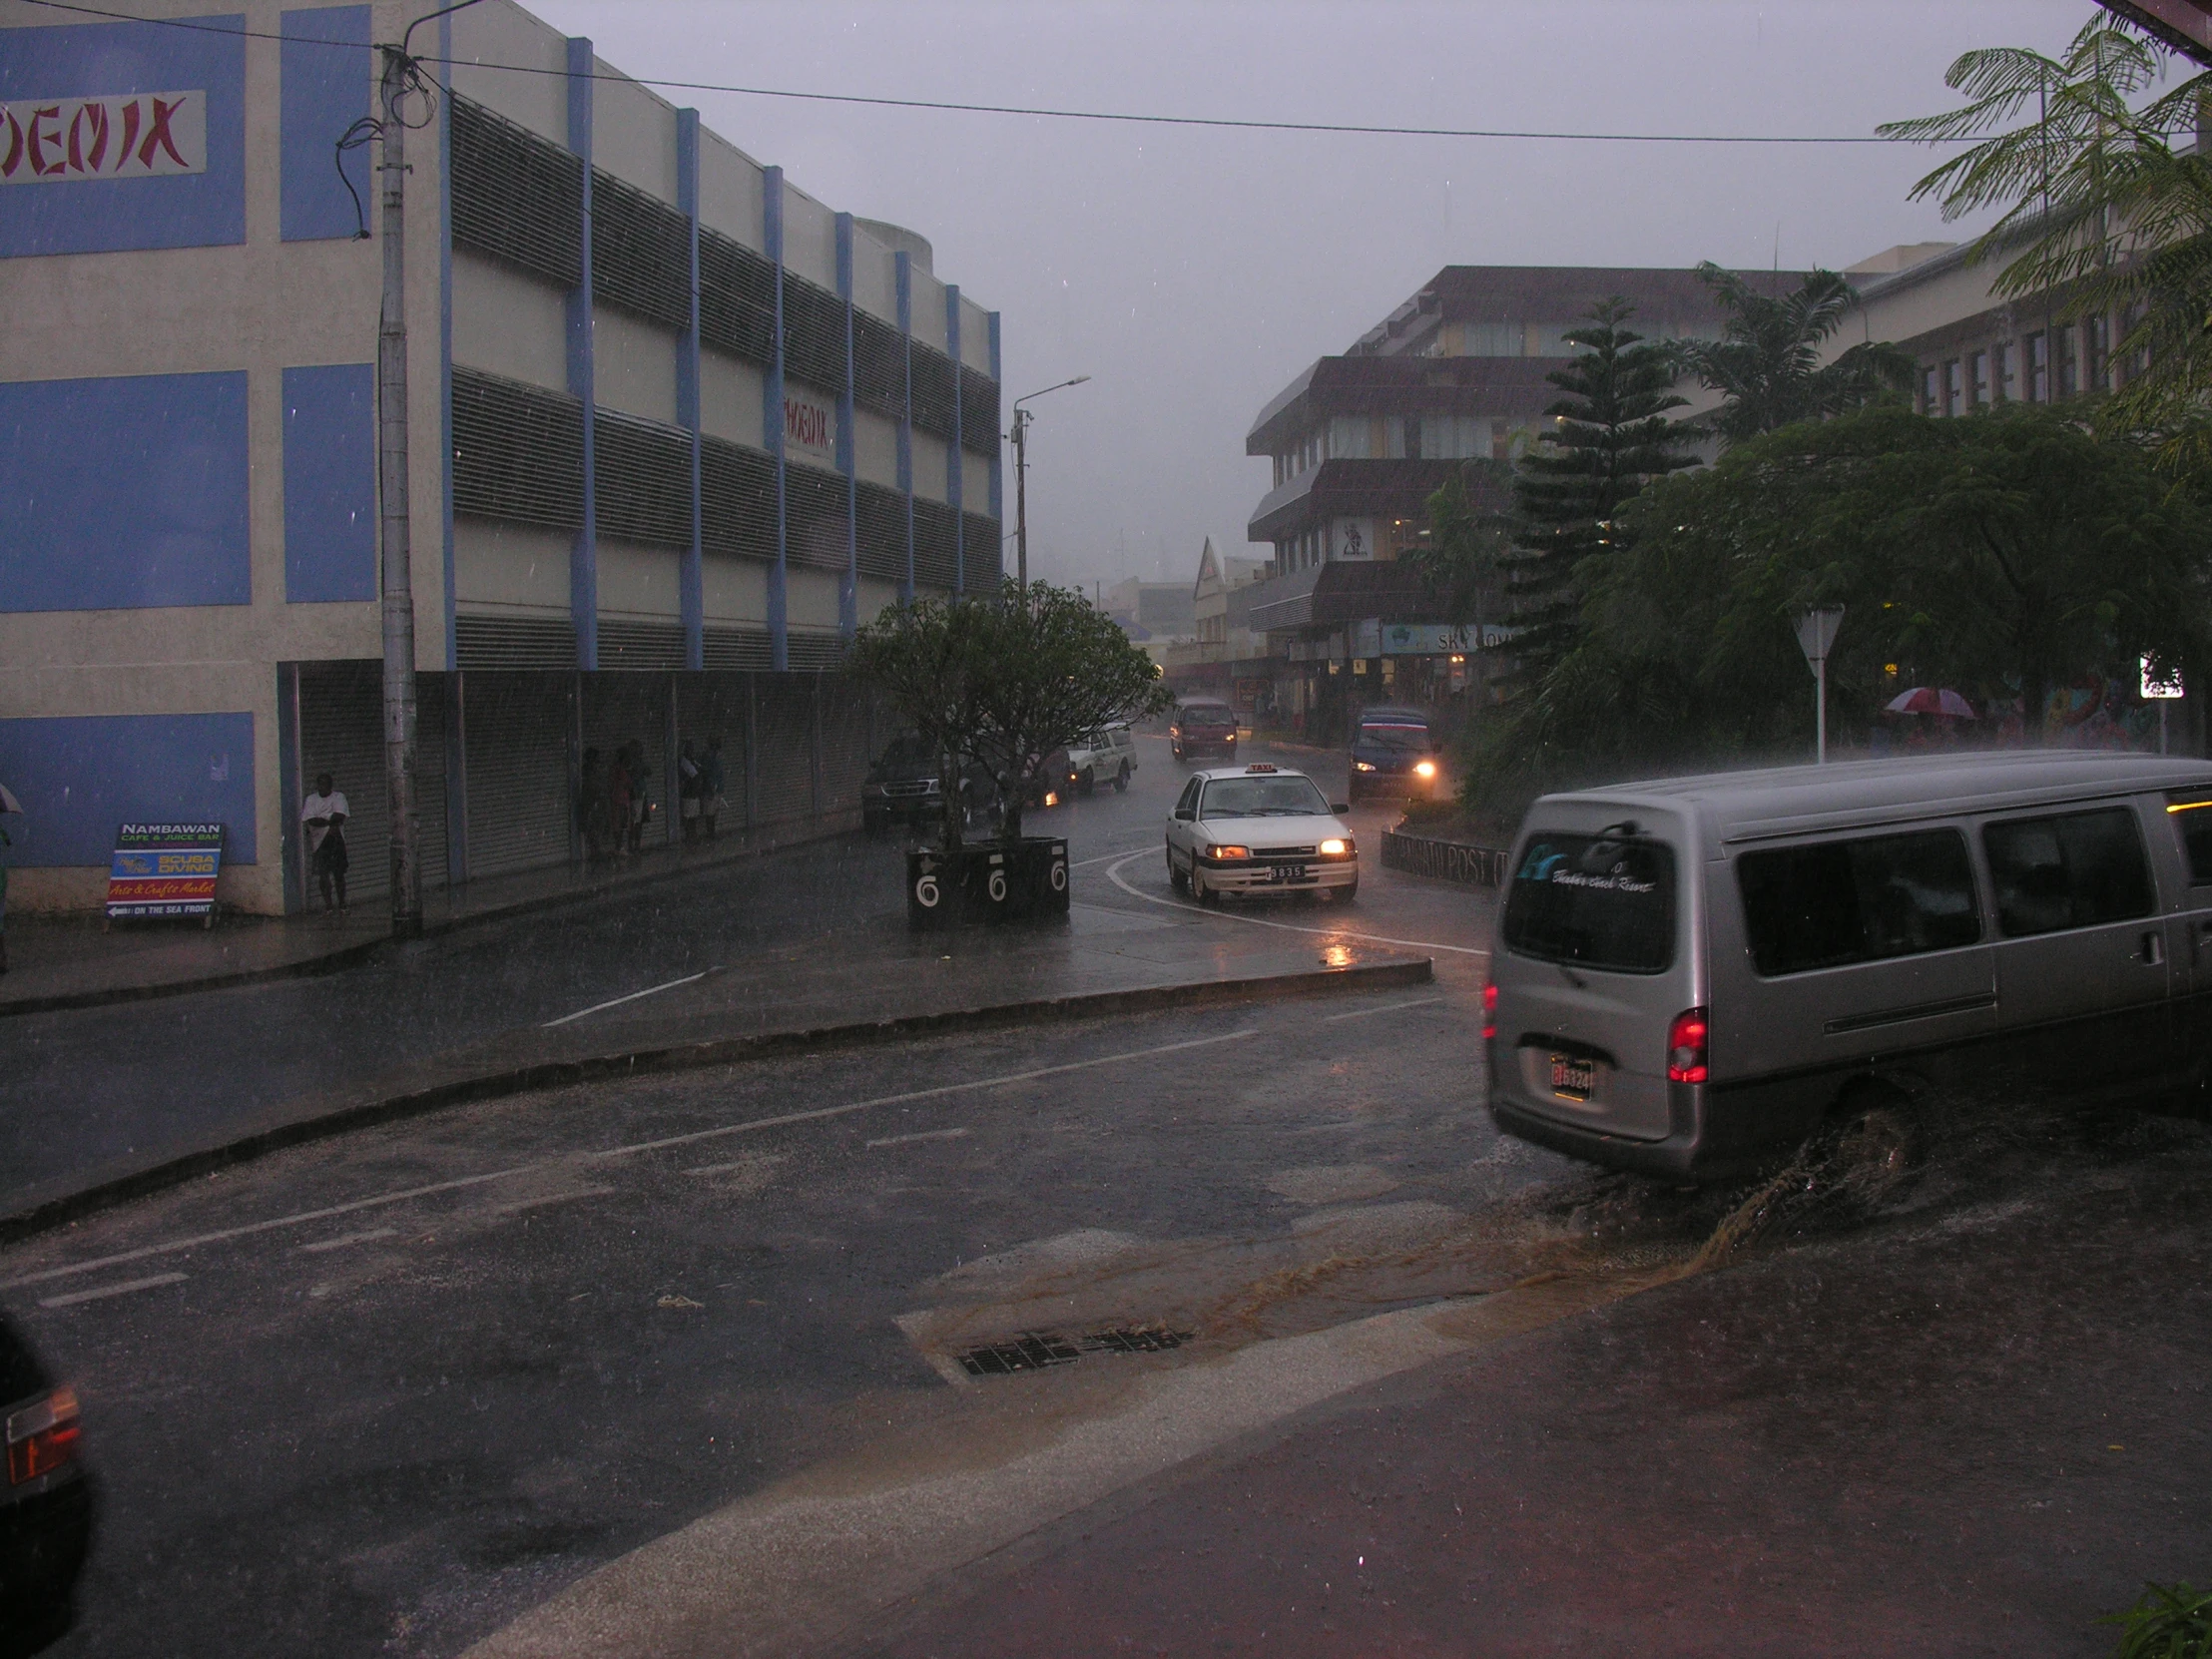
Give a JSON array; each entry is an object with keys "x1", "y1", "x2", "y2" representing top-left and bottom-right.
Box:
[
  {"x1": 0, "y1": 92, "x2": 207, "y2": 184},
  {"x1": 784, "y1": 392, "x2": 834, "y2": 463}
]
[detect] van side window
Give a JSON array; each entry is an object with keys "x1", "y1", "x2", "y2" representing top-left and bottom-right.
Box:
[
  {"x1": 1737, "y1": 830, "x2": 1980, "y2": 977},
  {"x1": 1983, "y1": 809, "x2": 2155, "y2": 936},
  {"x1": 1501, "y1": 833, "x2": 1676, "y2": 973},
  {"x1": 2169, "y1": 797, "x2": 2212, "y2": 884}
]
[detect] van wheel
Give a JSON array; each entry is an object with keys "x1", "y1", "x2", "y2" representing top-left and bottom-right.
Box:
[
  {"x1": 1828, "y1": 1079, "x2": 1923, "y2": 1181},
  {"x1": 1168, "y1": 850, "x2": 1188, "y2": 894},
  {"x1": 1113, "y1": 762, "x2": 1131, "y2": 793},
  {"x1": 1077, "y1": 768, "x2": 1096, "y2": 798}
]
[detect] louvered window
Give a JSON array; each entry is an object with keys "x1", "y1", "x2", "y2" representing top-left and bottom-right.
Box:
[
  {"x1": 448, "y1": 95, "x2": 583, "y2": 289},
  {"x1": 701, "y1": 435, "x2": 777, "y2": 561},
  {"x1": 784, "y1": 276, "x2": 845, "y2": 392},
  {"x1": 854, "y1": 480, "x2": 907, "y2": 583},
  {"x1": 909, "y1": 344, "x2": 957, "y2": 440},
  {"x1": 594, "y1": 410, "x2": 693, "y2": 547},
  {"x1": 700, "y1": 228, "x2": 776, "y2": 364},
  {"x1": 912, "y1": 497, "x2": 959, "y2": 590},
  {"x1": 452, "y1": 368, "x2": 585, "y2": 530},
  {"x1": 958, "y1": 366, "x2": 1000, "y2": 457},
  {"x1": 785, "y1": 461, "x2": 850, "y2": 570},
  {"x1": 852, "y1": 312, "x2": 904, "y2": 418},
  {"x1": 962, "y1": 512, "x2": 1003, "y2": 586},
  {"x1": 591, "y1": 170, "x2": 689, "y2": 330}
]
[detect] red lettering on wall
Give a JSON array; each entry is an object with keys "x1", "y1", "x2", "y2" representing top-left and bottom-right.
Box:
[
  {"x1": 139, "y1": 95, "x2": 188, "y2": 169},
  {"x1": 67, "y1": 101, "x2": 109, "y2": 174},
  {"x1": 115, "y1": 98, "x2": 141, "y2": 171},
  {"x1": 0, "y1": 113, "x2": 21, "y2": 180},
  {"x1": 27, "y1": 106, "x2": 62, "y2": 176}
]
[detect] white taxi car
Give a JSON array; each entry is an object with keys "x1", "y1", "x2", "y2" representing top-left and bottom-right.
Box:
[{"x1": 1165, "y1": 764, "x2": 1358, "y2": 903}]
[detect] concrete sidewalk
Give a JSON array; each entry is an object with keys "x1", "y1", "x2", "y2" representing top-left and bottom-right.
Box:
[
  {"x1": 860, "y1": 1127, "x2": 2212, "y2": 1659},
  {"x1": 0, "y1": 816, "x2": 845, "y2": 1016}
]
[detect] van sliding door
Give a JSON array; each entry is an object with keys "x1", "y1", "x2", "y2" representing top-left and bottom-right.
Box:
[
  {"x1": 1981, "y1": 805, "x2": 2175, "y2": 1093},
  {"x1": 2164, "y1": 793, "x2": 2212, "y2": 1087}
]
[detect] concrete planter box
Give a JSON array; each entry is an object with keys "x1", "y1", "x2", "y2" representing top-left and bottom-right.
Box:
[
  {"x1": 905, "y1": 838, "x2": 1071, "y2": 928},
  {"x1": 1380, "y1": 827, "x2": 1508, "y2": 887}
]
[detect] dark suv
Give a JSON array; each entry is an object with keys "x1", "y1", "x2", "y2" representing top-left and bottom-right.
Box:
[
  {"x1": 1170, "y1": 699, "x2": 1239, "y2": 762},
  {"x1": 1347, "y1": 706, "x2": 1441, "y2": 802},
  {"x1": 3, "y1": 1309, "x2": 93, "y2": 1652}
]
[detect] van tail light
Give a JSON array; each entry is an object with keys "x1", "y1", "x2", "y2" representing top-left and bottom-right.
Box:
[
  {"x1": 1481, "y1": 982, "x2": 1498, "y2": 1042},
  {"x1": 6, "y1": 1386, "x2": 81, "y2": 1485},
  {"x1": 1667, "y1": 1007, "x2": 1709, "y2": 1084}
]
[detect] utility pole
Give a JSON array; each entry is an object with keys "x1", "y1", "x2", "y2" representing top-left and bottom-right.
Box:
[
  {"x1": 1009, "y1": 374, "x2": 1090, "y2": 596},
  {"x1": 376, "y1": 39, "x2": 421, "y2": 939}
]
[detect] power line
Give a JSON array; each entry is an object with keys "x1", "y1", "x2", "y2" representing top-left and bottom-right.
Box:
[{"x1": 18, "y1": 0, "x2": 1947, "y2": 147}]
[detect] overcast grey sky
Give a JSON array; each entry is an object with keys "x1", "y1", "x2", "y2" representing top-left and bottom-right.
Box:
[{"x1": 528, "y1": 0, "x2": 2092, "y2": 592}]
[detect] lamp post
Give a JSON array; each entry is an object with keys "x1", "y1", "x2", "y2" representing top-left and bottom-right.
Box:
[
  {"x1": 1794, "y1": 605, "x2": 1846, "y2": 765},
  {"x1": 1010, "y1": 375, "x2": 1090, "y2": 591}
]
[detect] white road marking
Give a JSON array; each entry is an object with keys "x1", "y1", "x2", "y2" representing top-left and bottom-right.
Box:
[
  {"x1": 6, "y1": 1031, "x2": 1256, "y2": 1292},
  {"x1": 542, "y1": 968, "x2": 718, "y2": 1028},
  {"x1": 1, "y1": 1166, "x2": 533, "y2": 1292},
  {"x1": 1323, "y1": 995, "x2": 1448, "y2": 1021},
  {"x1": 864, "y1": 1127, "x2": 972, "y2": 1149},
  {"x1": 494, "y1": 1186, "x2": 618, "y2": 1215},
  {"x1": 39, "y1": 1272, "x2": 187, "y2": 1309},
  {"x1": 1104, "y1": 849, "x2": 1491, "y2": 957},
  {"x1": 298, "y1": 1227, "x2": 399, "y2": 1254},
  {"x1": 587, "y1": 1029, "x2": 1260, "y2": 1163}
]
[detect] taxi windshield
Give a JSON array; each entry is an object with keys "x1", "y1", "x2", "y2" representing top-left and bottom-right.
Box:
[{"x1": 1201, "y1": 777, "x2": 1330, "y2": 819}]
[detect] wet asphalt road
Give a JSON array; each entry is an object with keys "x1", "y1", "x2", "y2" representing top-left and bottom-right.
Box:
[
  {"x1": 1, "y1": 734, "x2": 1482, "y2": 1212},
  {"x1": 0, "y1": 966, "x2": 1544, "y2": 1659}
]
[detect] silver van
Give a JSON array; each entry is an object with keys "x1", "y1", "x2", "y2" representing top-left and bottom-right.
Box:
[{"x1": 1487, "y1": 752, "x2": 2212, "y2": 1178}]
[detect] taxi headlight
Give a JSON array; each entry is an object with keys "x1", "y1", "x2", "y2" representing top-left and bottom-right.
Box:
[
  {"x1": 1414, "y1": 760, "x2": 1436, "y2": 779},
  {"x1": 1353, "y1": 761, "x2": 1377, "y2": 772},
  {"x1": 1206, "y1": 843, "x2": 1252, "y2": 861},
  {"x1": 1319, "y1": 837, "x2": 1353, "y2": 857}
]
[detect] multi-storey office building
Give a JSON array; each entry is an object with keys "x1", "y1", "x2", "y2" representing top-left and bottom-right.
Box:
[
  {"x1": 0, "y1": 0, "x2": 1002, "y2": 914},
  {"x1": 1241, "y1": 266, "x2": 1795, "y2": 730}
]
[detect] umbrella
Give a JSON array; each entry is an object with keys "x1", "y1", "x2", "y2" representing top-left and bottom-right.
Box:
[
  {"x1": 0, "y1": 783, "x2": 21, "y2": 815},
  {"x1": 1886, "y1": 687, "x2": 1977, "y2": 719}
]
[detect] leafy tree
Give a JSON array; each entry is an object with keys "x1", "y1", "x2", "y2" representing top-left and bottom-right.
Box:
[
  {"x1": 850, "y1": 583, "x2": 1168, "y2": 846},
  {"x1": 1527, "y1": 403, "x2": 2211, "y2": 772},
  {"x1": 1879, "y1": 19, "x2": 2212, "y2": 472},
  {"x1": 1409, "y1": 460, "x2": 1511, "y2": 658},
  {"x1": 1503, "y1": 298, "x2": 1698, "y2": 690},
  {"x1": 1672, "y1": 263, "x2": 1916, "y2": 445}
]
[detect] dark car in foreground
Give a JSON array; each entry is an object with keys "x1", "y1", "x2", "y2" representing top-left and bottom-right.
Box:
[
  {"x1": 1348, "y1": 706, "x2": 1442, "y2": 802},
  {"x1": 2, "y1": 1310, "x2": 92, "y2": 1654}
]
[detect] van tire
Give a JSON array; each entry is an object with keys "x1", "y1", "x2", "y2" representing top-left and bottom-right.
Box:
[
  {"x1": 1828, "y1": 1078, "x2": 1923, "y2": 1178},
  {"x1": 1077, "y1": 768, "x2": 1096, "y2": 798},
  {"x1": 1113, "y1": 763, "x2": 1131, "y2": 793}
]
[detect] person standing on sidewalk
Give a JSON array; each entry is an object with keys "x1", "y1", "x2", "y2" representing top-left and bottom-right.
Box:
[
  {"x1": 608, "y1": 748, "x2": 635, "y2": 862},
  {"x1": 701, "y1": 736, "x2": 727, "y2": 841},
  {"x1": 678, "y1": 740, "x2": 703, "y2": 845},
  {"x1": 301, "y1": 772, "x2": 349, "y2": 913}
]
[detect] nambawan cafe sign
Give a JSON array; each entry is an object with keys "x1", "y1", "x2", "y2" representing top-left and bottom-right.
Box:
[{"x1": 0, "y1": 91, "x2": 207, "y2": 181}]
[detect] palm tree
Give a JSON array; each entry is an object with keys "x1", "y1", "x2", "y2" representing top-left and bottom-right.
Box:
[{"x1": 1672, "y1": 264, "x2": 1917, "y2": 447}]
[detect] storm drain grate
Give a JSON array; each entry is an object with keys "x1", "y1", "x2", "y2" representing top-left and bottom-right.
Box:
[{"x1": 957, "y1": 1326, "x2": 1193, "y2": 1378}]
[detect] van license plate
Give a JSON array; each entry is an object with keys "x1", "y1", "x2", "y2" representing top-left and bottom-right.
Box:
[
  {"x1": 1269, "y1": 863, "x2": 1309, "y2": 883},
  {"x1": 1549, "y1": 1054, "x2": 1596, "y2": 1099}
]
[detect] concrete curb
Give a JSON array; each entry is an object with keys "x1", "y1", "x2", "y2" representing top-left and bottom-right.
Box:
[
  {"x1": 0, "y1": 814, "x2": 862, "y2": 1020},
  {"x1": 1380, "y1": 827, "x2": 1509, "y2": 887},
  {"x1": 0, "y1": 954, "x2": 1433, "y2": 1249}
]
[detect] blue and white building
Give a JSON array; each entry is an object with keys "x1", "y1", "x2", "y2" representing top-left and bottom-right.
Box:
[{"x1": 0, "y1": 0, "x2": 1003, "y2": 913}]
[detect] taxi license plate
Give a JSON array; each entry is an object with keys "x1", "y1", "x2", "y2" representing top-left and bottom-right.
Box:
[
  {"x1": 1268, "y1": 863, "x2": 1310, "y2": 883},
  {"x1": 1550, "y1": 1054, "x2": 1596, "y2": 1099}
]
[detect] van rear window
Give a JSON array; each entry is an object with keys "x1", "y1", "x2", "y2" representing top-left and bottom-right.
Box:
[
  {"x1": 1502, "y1": 833, "x2": 1676, "y2": 973},
  {"x1": 1737, "y1": 830, "x2": 1980, "y2": 978},
  {"x1": 2170, "y1": 796, "x2": 2212, "y2": 884}
]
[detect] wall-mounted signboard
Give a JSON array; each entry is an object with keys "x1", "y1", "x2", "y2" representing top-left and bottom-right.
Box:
[{"x1": 106, "y1": 822, "x2": 223, "y2": 923}]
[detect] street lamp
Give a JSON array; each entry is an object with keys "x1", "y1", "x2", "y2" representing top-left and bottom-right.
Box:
[{"x1": 1010, "y1": 375, "x2": 1090, "y2": 591}]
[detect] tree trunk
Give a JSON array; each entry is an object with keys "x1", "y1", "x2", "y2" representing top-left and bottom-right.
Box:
[
  {"x1": 2020, "y1": 666, "x2": 2049, "y2": 748},
  {"x1": 940, "y1": 749, "x2": 963, "y2": 850},
  {"x1": 1000, "y1": 793, "x2": 1024, "y2": 843}
]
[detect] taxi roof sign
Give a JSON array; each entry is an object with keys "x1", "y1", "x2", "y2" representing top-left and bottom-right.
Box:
[{"x1": 1244, "y1": 763, "x2": 1278, "y2": 773}]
